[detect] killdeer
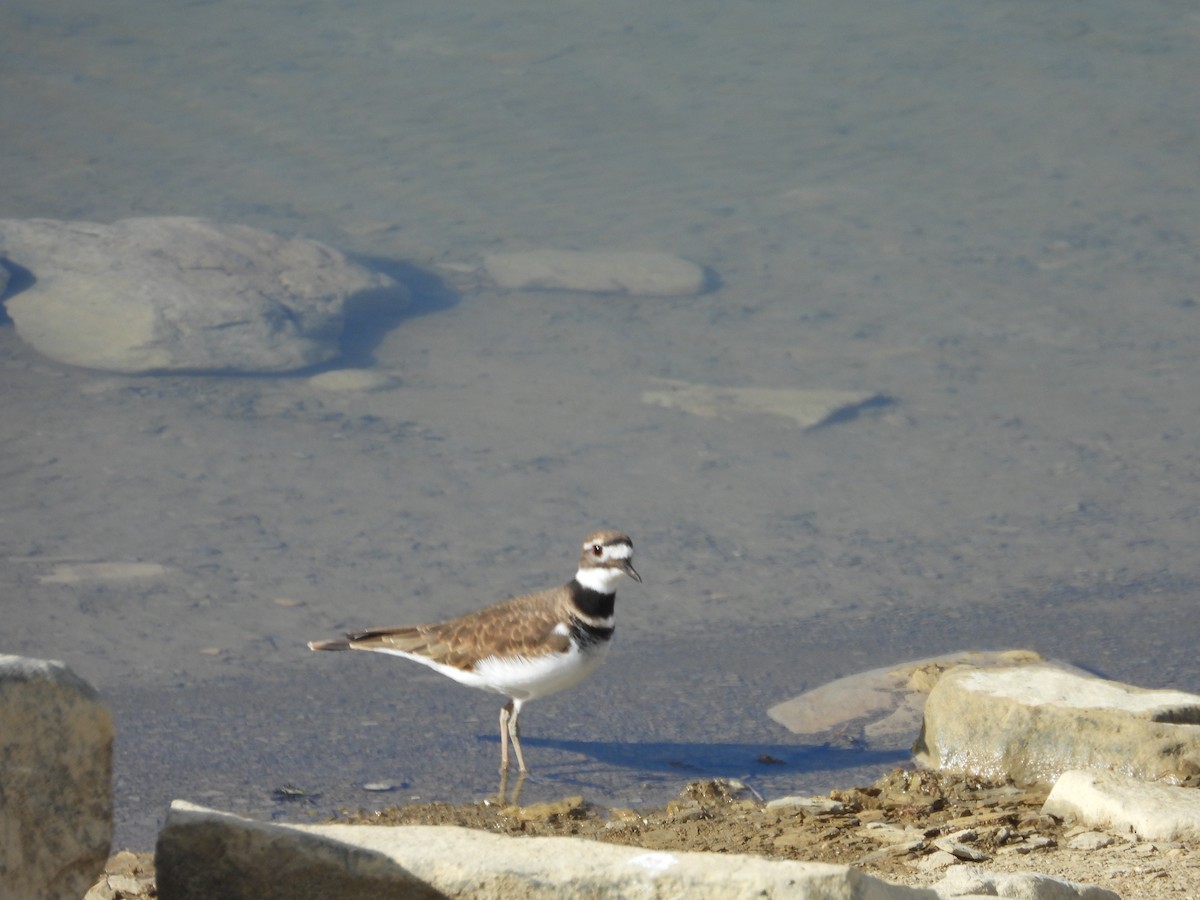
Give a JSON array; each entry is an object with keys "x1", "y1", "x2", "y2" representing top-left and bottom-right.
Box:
[{"x1": 308, "y1": 529, "x2": 640, "y2": 773}]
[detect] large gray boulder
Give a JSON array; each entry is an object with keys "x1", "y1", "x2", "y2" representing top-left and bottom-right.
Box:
[
  {"x1": 156, "y1": 801, "x2": 935, "y2": 899},
  {"x1": 914, "y1": 664, "x2": 1200, "y2": 785},
  {"x1": 0, "y1": 655, "x2": 114, "y2": 900},
  {"x1": 0, "y1": 216, "x2": 396, "y2": 373}
]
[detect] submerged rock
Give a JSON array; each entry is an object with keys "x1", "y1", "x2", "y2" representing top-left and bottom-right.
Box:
[
  {"x1": 642, "y1": 378, "x2": 882, "y2": 429},
  {"x1": 0, "y1": 216, "x2": 396, "y2": 374},
  {"x1": 307, "y1": 368, "x2": 401, "y2": 392}
]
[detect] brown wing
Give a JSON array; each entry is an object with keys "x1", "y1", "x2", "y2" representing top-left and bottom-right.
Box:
[{"x1": 344, "y1": 587, "x2": 571, "y2": 670}]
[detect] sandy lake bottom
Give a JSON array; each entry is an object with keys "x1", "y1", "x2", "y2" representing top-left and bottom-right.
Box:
[{"x1": 2, "y1": 0, "x2": 1198, "y2": 849}]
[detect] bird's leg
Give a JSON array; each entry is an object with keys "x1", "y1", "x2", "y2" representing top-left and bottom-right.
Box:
[
  {"x1": 509, "y1": 699, "x2": 529, "y2": 774},
  {"x1": 499, "y1": 701, "x2": 514, "y2": 773}
]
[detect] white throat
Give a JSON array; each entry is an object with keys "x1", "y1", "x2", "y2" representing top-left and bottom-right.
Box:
[{"x1": 575, "y1": 565, "x2": 626, "y2": 594}]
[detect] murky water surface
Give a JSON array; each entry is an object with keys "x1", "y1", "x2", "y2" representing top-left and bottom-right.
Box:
[{"x1": 2, "y1": 0, "x2": 1198, "y2": 848}]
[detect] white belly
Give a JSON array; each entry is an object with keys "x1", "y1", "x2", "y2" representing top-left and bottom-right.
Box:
[
  {"x1": 473, "y1": 640, "x2": 611, "y2": 700},
  {"x1": 370, "y1": 640, "x2": 611, "y2": 701}
]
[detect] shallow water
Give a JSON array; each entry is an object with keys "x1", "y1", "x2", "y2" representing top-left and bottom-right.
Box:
[{"x1": 2, "y1": 0, "x2": 1199, "y2": 849}]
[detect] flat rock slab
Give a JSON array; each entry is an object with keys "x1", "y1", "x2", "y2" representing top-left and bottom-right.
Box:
[
  {"x1": 915, "y1": 664, "x2": 1200, "y2": 785},
  {"x1": 933, "y1": 865, "x2": 1119, "y2": 900},
  {"x1": 37, "y1": 561, "x2": 173, "y2": 585},
  {"x1": 642, "y1": 378, "x2": 881, "y2": 429},
  {"x1": 768, "y1": 649, "x2": 1079, "y2": 748},
  {"x1": 306, "y1": 368, "x2": 401, "y2": 393},
  {"x1": 1044, "y1": 769, "x2": 1200, "y2": 842},
  {"x1": 1, "y1": 655, "x2": 114, "y2": 900},
  {"x1": 156, "y1": 801, "x2": 935, "y2": 900},
  {"x1": 0, "y1": 216, "x2": 396, "y2": 373},
  {"x1": 484, "y1": 249, "x2": 706, "y2": 295}
]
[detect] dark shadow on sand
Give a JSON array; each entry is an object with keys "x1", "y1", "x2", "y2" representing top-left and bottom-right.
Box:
[{"x1": 480, "y1": 735, "x2": 910, "y2": 780}]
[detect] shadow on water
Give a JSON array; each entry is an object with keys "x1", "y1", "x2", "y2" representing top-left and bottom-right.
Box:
[
  {"x1": 0, "y1": 260, "x2": 36, "y2": 326},
  {"x1": 337, "y1": 257, "x2": 459, "y2": 368},
  {"x1": 481, "y1": 735, "x2": 910, "y2": 780}
]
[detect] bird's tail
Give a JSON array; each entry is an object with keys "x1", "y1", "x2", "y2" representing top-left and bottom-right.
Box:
[{"x1": 308, "y1": 638, "x2": 353, "y2": 651}]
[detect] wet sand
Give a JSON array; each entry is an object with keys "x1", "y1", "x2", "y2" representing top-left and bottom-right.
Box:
[{"x1": 2, "y1": 0, "x2": 1198, "y2": 850}]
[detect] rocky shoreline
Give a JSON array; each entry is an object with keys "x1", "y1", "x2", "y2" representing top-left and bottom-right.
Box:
[
  {"x1": 9, "y1": 648, "x2": 1199, "y2": 898},
  {"x1": 87, "y1": 769, "x2": 1200, "y2": 899}
]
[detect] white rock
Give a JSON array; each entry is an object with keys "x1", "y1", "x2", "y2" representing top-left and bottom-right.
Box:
[
  {"x1": 0, "y1": 655, "x2": 114, "y2": 900},
  {"x1": 1043, "y1": 769, "x2": 1200, "y2": 842},
  {"x1": 484, "y1": 249, "x2": 706, "y2": 296},
  {"x1": 0, "y1": 216, "x2": 396, "y2": 373},
  {"x1": 642, "y1": 378, "x2": 881, "y2": 430},
  {"x1": 764, "y1": 795, "x2": 845, "y2": 814},
  {"x1": 933, "y1": 865, "x2": 1119, "y2": 899},
  {"x1": 155, "y1": 801, "x2": 936, "y2": 899},
  {"x1": 914, "y1": 664, "x2": 1200, "y2": 784}
]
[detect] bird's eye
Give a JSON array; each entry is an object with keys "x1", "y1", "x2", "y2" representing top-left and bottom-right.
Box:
[{"x1": 591, "y1": 544, "x2": 603, "y2": 557}]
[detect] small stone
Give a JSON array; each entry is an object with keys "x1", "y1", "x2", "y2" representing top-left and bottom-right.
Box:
[
  {"x1": 765, "y1": 795, "x2": 845, "y2": 814},
  {"x1": 362, "y1": 782, "x2": 397, "y2": 792},
  {"x1": 1068, "y1": 831, "x2": 1116, "y2": 850},
  {"x1": 1016, "y1": 835, "x2": 1056, "y2": 853},
  {"x1": 915, "y1": 849, "x2": 960, "y2": 871},
  {"x1": 856, "y1": 840, "x2": 925, "y2": 865},
  {"x1": 934, "y1": 838, "x2": 990, "y2": 861},
  {"x1": 502, "y1": 796, "x2": 587, "y2": 821},
  {"x1": 82, "y1": 883, "x2": 115, "y2": 900},
  {"x1": 992, "y1": 825, "x2": 1019, "y2": 844},
  {"x1": 106, "y1": 873, "x2": 143, "y2": 894}
]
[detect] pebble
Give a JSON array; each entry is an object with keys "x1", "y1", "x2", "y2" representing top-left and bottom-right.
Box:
[
  {"x1": 765, "y1": 795, "x2": 846, "y2": 814},
  {"x1": 1068, "y1": 831, "x2": 1116, "y2": 850},
  {"x1": 1016, "y1": 835, "x2": 1057, "y2": 852},
  {"x1": 915, "y1": 849, "x2": 960, "y2": 871},
  {"x1": 934, "y1": 837, "x2": 990, "y2": 861}
]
